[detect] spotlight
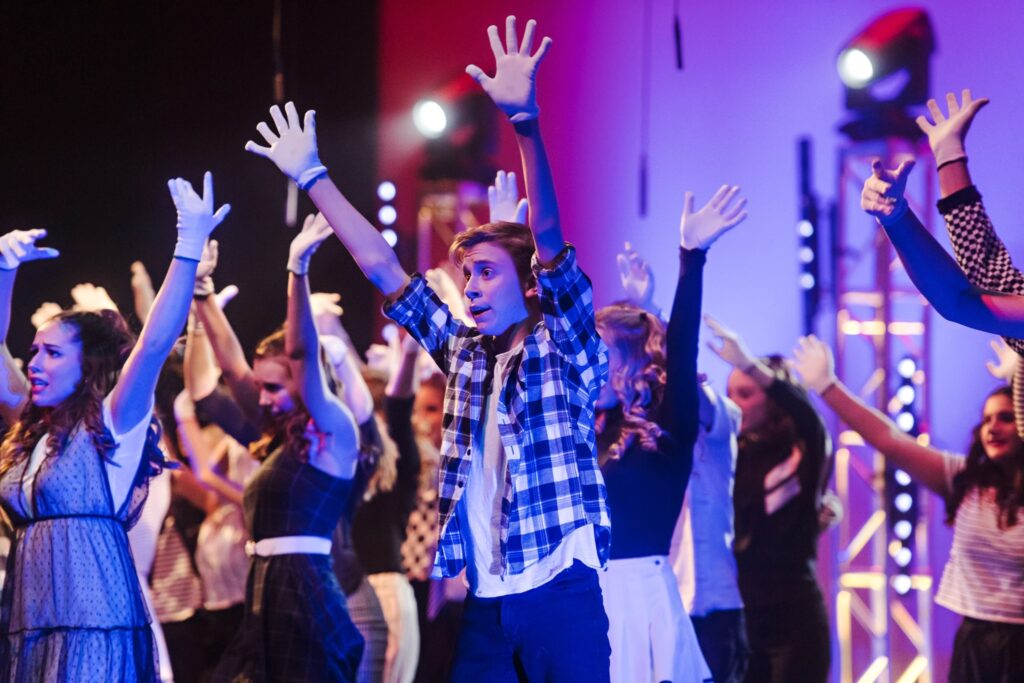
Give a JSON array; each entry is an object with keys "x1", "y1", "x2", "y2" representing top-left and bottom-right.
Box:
[
  {"x1": 894, "y1": 469, "x2": 911, "y2": 486},
  {"x1": 892, "y1": 574, "x2": 912, "y2": 595},
  {"x1": 895, "y1": 547, "x2": 912, "y2": 567},
  {"x1": 413, "y1": 100, "x2": 447, "y2": 138},
  {"x1": 894, "y1": 520, "x2": 912, "y2": 540},
  {"x1": 797, "y1": 220, "x2": 814, "y2": 238},
  {"x1": 896, "y1": 411, "x2": 915, "y2": 432},
  {"x1": 896, "y1": 385, "x2": 916, "y2": 406},
  {"x1": 377, "y1": 181, "x2": 397, "y2": 202},
  {"x1": 799, "y1": 273, "x2": 816, "y2": 290},
  {"x1": 894, "y1": 492, "x2": 913, "y2": 513},
  {"x1": 897, "y1": 357, "x2": 917, "y2": 379},
  {"x1": 837, "y1": 8, "x2": 935, "y2": 139},
  {"x1": 837, "y1": 48, "x2": 874, "y2": 87},
  {"x1": 381, "y1": 228, "x2": 398, "y2": 247},
  {"x1": 378, "y1": 205, "x2": 397, "y2": 226}
]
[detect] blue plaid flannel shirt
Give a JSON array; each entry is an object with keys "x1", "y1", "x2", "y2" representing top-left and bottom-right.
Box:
[{"x1": 385, "y1": 245, "x2": 611, "y2": 578}]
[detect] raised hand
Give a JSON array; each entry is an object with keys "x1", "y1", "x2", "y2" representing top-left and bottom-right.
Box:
[
  {"x1": 0, "y1": 229, "x2": 59, "y2": 270},
  {"x1": 288, "y1": 212, "x2": 333, "y2": 275},
  {"x1": 861, "y1": 159, "x2": 916, "y2": 226},
  {"x1": 71, "y1": 283, "x2": 119, "y2": 313},
  {"x1": 245, "y1": 102, "x2": 327, "y2": 189},
  {"x1": 311, "y1": 292, "x2": 345, "y2": 338},
  {"x1": 488, "y1": 170, "x2": 529, "y2": 224},
  {"x1": 31, "y1": 302, "x2": 63, "y2": 330},
  {"x1": 985, "y1": 337, "x2": 1018, "y2": 382},
  {"x1": 704, "y1": 314, "x2": 757, "y2": 370},
  {"x1": 791, "y1": 335, "x2": 837, "y2": 394},
  {"x1": 193, "y1": 239, "x2": 220, "y2": 297},
  {"x1": 916, "y1": 89, "x2": 989, "y2": 168},
  {"x1": 168, "y1": 172, "x2": 231, "y2": 261},
  {"x1": 680, "y1": 185, "x2": 748, "y2": 250},
  {"x1": 466, "y1": 16, "x2": 553, "y2": 122},
  {"x1": 615, "y1": 242, "x2": 656, "y2": 312},
  {"x1": 425, "y1": 266, "x2": 471, "y2": 325},
  {"x1": 215, "y1": 284, "x2": 239, "y2": 310}
]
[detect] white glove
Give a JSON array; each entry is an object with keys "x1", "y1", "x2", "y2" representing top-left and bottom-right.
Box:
[
  {"x1": 288, "y1": 213, "x2": 333, "y2": 275},
  {"x1": 320, "y1": 334, "x2": 350, "y2": 368},
  {"x1": 245, "y1": 102, "x2": 327, "y2": 189},
  {"x1": 704, "y1": 314, "x2": 757, "y2": 370},
  {"x1": 615, "y1": 242, "x2": 655, "y2": 312},
  {"x1": 488, "y1": 170, "x2": 529, "y2": 224},
  {"x1": 985, "y1": 338, "x2": 1018, "y2": 382},
  {"x1": 168, "y1": 172, "x2": 231, "y2": 261},
  {"x1": 680, "y1": 185, "x2": 748, "y2": 250},
  {"x1": 31, "y1": 302, "x2": 63, "y2": 330},
  {"x1": 71, "y1": 283, "x2": 119, "y2": 313},
  {"x1": 916, "y1": 89, "x2": 989, "y2": 168},
  {"x1": 466, "y1": 16, "x2": 552, "y2": 122},
  {"x1": 791, "y1": 335, "x2": 837, "y2": 394},
  {"x1": 0, "y1": 229, "x2": 59, "y2": 270},
  {"x1": 860, "y1": 160, "x2": 916, "y2": 227},
  {"x1": 215, "y1": 284, "x2": 239, "y2": 310}
]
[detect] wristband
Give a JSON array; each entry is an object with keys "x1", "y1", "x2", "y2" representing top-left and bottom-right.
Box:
[{"x1": 297, "y1": 166, "x2": 328, "y2": 191}]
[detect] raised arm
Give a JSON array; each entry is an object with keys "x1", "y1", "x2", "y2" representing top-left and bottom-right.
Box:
[
  {"x1": 110, "y1": 173, "x2": 229, "y2": 434},
  {"x1": 662, "y1": 186, "x2": 748, "y2": 446},
  {"x1": 173, "y1": 390, "x2": 243, "y2": 506},
  {"x1": 0, "y1": 230, "x2": 58, "y2": 422},
  {"x1": 245, "y1": 102, "x2": 410, "y2": 299},
  {"x1": 862, "y1": 161, "x2": 1024, "y2": 336},
  {"x1": 191, "y1": 239, "x2": 261, "y2": 425},
  {"x1": 286, "y1": 213, "x2": 359, "y2": 476},
  {"x1": 791, "y1": 335, "x2": 948, "y2": 495},
  {"x1": 467, "y1": 16, "x2": 561, "y2": 263}
]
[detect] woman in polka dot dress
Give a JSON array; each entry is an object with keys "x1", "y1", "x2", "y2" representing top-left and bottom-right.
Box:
[{"x1": 0, "y1": 172, "x2": 229, "y2": 682}]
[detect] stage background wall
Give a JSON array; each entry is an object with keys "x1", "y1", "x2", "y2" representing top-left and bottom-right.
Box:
[{"x1": 377, "y1": 1, "x2": 1024, "y2": 678}]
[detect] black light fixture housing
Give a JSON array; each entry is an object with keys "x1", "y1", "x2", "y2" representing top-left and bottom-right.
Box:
[{"x1": 836, "y1": 8, "x2": 935, "y2": 139}]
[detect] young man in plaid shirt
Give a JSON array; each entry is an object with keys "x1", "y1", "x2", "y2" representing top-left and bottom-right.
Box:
[{"x1": 245, "y1": 15, "x2": 613, "y2": 682}]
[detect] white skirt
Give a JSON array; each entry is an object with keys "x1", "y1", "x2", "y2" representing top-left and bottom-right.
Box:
[
  {"x1": 599, "y1": 555, "x2": 712, "y2": 683},
  {"x1": 367, "y1": 572, "x2": 420, "y2": 683}
]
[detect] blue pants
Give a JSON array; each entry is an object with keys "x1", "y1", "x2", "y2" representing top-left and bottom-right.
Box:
[{"x1": 450, "y1": 561, "x2": 611, "y2": 683}]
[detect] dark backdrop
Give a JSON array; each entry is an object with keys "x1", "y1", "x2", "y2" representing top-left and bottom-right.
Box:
[{"x1": 0, "y1": 1, "x2": 378, "y2": 359}]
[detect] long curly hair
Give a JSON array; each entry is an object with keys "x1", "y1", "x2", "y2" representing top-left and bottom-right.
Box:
[
  {"x1": 595, "y1": 304, "x2": 667, "y2": 462},
  {"x1": 946, "y1": 385, "x2": 1024, "y2": 529},
  {"x1": 0, "y1": 310, "x2": 164, "y2": 481}
]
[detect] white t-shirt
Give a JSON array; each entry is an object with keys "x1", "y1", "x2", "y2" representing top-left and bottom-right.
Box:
[
  {"x1": 459, "y1": 349, "x2": 600, "y2": 598},
  {"x1": 936, "y1": 452, "x2": 1024, "y2": 623},
  {"x1": 22, "y1": 394, "x2": 154, "y2": 513}
]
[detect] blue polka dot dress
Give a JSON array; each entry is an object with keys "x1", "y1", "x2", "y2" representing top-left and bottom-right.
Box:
[{"x1": 0, "y1": 424, "x2": 157, "y2": 682}]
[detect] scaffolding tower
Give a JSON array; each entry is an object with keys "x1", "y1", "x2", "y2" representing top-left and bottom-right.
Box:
[{"x1": 832, "y1": 136, "x2": 935, "y2": 683}]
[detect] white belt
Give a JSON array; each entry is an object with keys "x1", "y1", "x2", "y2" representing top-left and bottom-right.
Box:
[{"x1": 245, "y1": 535, "x2": 332, "y2": 558}]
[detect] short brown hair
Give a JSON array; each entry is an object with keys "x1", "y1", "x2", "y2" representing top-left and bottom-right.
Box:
[{"x1": 449, "y1": 221, "x2": 536, "y2": 287}]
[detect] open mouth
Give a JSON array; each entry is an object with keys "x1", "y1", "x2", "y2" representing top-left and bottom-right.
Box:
[
  {"x1": 469, "y1": 305, "x2": 491, "y2": 318},
  {"x1": 29, "y1": 378, "x2": 47, "y2": 394}
]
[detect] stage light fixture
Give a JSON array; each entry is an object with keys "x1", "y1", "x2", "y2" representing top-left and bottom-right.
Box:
[
  {"x1": 892, "y1": 574, "x2": 912, "y2": 595},
  {"x1": 837, "y1": 8, "x2": 935, "y2": 139},
  {"x1": 378, "y1": 205, "x2": 397, "y2": 226},
  {"x1": 413, "y1": 100, "x2": 447, "y2": 138},
  {"x1": 381, "y1": 228, "x2": 398, "y2": 247},
  {"x1": 377, "y1": 181, "x2": 397, "y2": 202},
  {"x1": 897, "y1": 357, "x2": 917, "y2": 379},
  {"x1": 894, "y1": 520, "x2": 912, "y2": 540}
]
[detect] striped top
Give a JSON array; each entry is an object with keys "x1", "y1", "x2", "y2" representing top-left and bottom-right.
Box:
[{"x1": 937, "y1": 452, "x2": 1024, "y2": 623}]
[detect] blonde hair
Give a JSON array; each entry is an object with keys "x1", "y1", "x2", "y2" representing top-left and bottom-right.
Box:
[{"x1": 595, "y1": 304, "x2": 667, "y2": 462}]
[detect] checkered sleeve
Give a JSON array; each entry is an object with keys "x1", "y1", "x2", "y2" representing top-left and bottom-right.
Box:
[
  {"x1": 532, "y1": 245, "x2": 609, "y2": 385},
  {"x1": 940, "y1": 185, "x2": 1024, "y2": 354},
  {"x1": 384, "y1": 275, "x2": 474, "y2": 376}
]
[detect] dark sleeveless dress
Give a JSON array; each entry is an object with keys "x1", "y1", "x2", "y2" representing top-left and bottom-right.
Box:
[
  {"x1": 0, "y1": 423, "x2": 157, "y2": 683},
  {"x1": 213, "y1": 445, "x2": 364, "y2": 683}
]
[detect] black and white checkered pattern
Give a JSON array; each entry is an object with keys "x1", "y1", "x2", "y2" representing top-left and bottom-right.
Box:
[
  {"x1": 942, "y1": 188, "x2": 1024, "y2": 354},
  {"x1": 386, "y1": 246, "x2": 612, "y2": 578}
]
